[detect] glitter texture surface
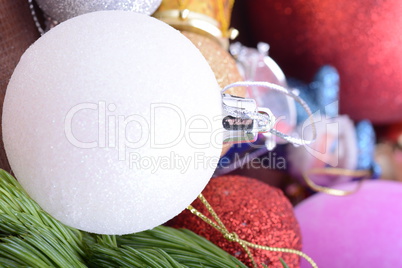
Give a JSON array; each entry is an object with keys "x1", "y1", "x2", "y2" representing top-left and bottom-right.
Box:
[
  {"x1": 3, "y1": 11, "x2": 222, "y2": 235},
  {"x1": 181, "y1": 31, "x2": 245, "y2": 97},
  {"x1": 167, "y1": 175, "x2": 302, "y2": 268},
  {"x1": 36, "y1": 0, "x2": 162, "y2": 22},
  {"x1": 246, "y1": 0, "x2": 402, "y2": 124}
]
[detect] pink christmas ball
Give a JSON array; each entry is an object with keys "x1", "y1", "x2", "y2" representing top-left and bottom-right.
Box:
[{"x1": 294, "y1": 180, "x2": 402, "y2": 268}]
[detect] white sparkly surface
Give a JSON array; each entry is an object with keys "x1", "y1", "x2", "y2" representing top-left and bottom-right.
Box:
[
  {"x1": 3, "y1": 11, "x2": 222, "y2": 235},
  {"x1": 36, "y1": 0, "x2": 162, "y2": 22}
]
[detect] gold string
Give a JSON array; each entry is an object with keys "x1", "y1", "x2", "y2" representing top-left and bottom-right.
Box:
[
  {"x1": 303, "y1": 168, "x2": 371, "y2": 196},
  {"x1": 187, "y1": 194, "x2": 318, "y2": 268}
]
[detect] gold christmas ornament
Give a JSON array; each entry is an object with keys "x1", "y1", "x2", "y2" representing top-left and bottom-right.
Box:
[
  {"x1": 154, "y1": 0, "x2": 237, "y2": 48},
  {"x1": 181, "y1": 31, "x2": 244, "y2": 97}
]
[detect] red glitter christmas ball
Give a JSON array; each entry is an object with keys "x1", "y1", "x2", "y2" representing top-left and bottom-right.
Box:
[
  {"x1": 167, "y1": 175, "x2": 302, "y2": 267},
  {"x1": 245, "y1": 0, "x2": 402, "y2": 124}
]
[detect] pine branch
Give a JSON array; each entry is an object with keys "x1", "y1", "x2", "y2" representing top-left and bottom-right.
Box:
[
  {"x1": 87, "y1": 245, "x2": 188, "y2": 268},
  {"x1": 0, "y1": 170, "x2": 87, "y2": 267},
  {"x1": 117, "y1": 226, "x2": 247, "y2": 268},
  {"x1": 0, "y1": 169, "x2": 248, "y2": 268}
]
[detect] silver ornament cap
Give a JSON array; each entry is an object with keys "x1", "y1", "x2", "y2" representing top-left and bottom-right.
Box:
[{"x1": 35, "y1": 0, "x2": 162, "y2": 22}]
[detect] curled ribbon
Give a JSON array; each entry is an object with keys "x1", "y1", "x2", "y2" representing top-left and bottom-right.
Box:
[{"x1": 187, "y1": 194, "x2": 318, "y2": 268}]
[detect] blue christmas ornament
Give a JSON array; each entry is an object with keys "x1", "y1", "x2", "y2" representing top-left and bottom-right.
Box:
[
  {"x1": 286, "y1": 66, "x2": 381, "y2": 189},
  {"x1": 355, "y1": 120, "x2": 381, "y2": 179},
  {"x1": 356, "y1": 120, "x2": 375, "y2": 170},
  {"x1": 289, "y1": 65, "x2": 339, "y2": 123}
]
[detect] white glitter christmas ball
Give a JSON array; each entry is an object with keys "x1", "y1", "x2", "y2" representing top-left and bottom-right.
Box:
[
  {"x1": 35, "y1": 0, "x2": 162, "y2": 22},
  {"x1": 3, "y1": 11, "x2": 222, "y2": 235}
]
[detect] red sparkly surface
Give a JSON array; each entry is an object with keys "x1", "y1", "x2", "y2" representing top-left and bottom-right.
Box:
[
  {"x1": 167, "y1": 175, "x2": 302, "y2": 268},
  {"x1": 245, "y1": 0, "x2": 402, "y2": 124}
]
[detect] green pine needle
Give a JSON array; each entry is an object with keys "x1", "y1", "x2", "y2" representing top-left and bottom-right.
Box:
[
  {"x1": 0, "y1": 169, "x2": 248, "y2": 268},
  {"x1": 0, "y1": 170, "x2": 87, "y2": 267},
  {"x1": 117, "y1": 226, "x2": 247, "y2": 268},
  {"x1": 279, "y1": 258, "x2": 290, "y2": 268}
]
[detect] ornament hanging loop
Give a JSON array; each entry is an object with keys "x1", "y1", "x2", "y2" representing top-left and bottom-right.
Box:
[
  {"x1": 221, "y1": 93, "x2": 276, "y2": 144},
  {"x1": 221, "y1": 81, "x2": 317, "y2": 146}
]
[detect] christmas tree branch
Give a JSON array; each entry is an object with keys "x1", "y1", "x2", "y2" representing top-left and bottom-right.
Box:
[{"x1": 0, "y1": 169, "x2": 249, "y2": 267}]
